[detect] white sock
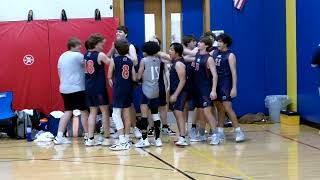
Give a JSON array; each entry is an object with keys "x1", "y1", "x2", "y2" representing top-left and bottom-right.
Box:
[
  {"x1": 235, "y1": 127, "x2": 241, "y2": 132},
  {"x1": 217, "y1": 127, "x2": 224, "y2": 133},
  {"x1": 119, "y1": 134, "x2": 126, "y2": 143},
  {"x1": 57, "y1": 131, "x2": 63, "y2": 138},
  {"x1": 84, "y1": 133, "x2": 88, "y2": 137}
]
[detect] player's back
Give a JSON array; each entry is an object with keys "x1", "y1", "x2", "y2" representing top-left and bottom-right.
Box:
[
  {"x1": 84, "y1": 51, "x2": 106, "y2": 95},
  {"x1": 113, "y1": 55, "x2": 133, "y2": 93},
  {"x1": 142, "y1": 56, "x2": 160, "y2": 99}
]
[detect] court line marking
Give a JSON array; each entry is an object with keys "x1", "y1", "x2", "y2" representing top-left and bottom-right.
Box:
[
  {"x1": 189, "y1": 147, "x2": 252, "y2": 180},
  {"x1": 0, "y1": 158, "x2": 238, "y2": 179},
  {"x1": 266, "y1": 130, "x2": 320, "y2": 151},
  {"x1": 142, "y1": 148, "x2": 196, "y2": 180}
]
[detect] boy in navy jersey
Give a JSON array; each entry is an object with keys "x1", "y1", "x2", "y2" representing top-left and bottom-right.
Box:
[
  {"x1": 169, "y1": 43, "x2": 189, "y2": 146},
  {"x1": 213, "y1": 34, "x2": 245, "y2": 143},
  {"x1": 107, "y1": 26, "x2": 141, "y2": 139},
  {"x1": 192, "y1": 37, "x2": 220, "y2": 145},
  {"x1": 135, "y1": 41, "x2": 163, "y2": 148},
  {"x1": 108, "y1": 39, "x2": 137, "y2": 151},
  {"x1": 84, "y1": 34, "x2": 111, "y2": 146}
]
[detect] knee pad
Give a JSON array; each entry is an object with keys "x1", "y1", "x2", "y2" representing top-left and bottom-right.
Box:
[
  {"x1": 136, "y1": 117, "x2": 148, "y2": 130},
  {"x1": 112, "y1": 108, "x2": 124, "y2": 130},
  {"x1": 152, "y1": 113, "x2": 160, "y2": 121}
]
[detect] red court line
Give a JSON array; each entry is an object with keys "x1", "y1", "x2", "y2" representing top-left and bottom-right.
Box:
[{"x1": 266, "y1": 130, "x2": 320, "y2": 151}]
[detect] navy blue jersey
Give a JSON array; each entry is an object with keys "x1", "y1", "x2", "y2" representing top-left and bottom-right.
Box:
[
  {"x1": 112, "y1": 55, "x2": 134, "y2": 108},
  {"x1": 84, "y1": 51, "x2": 106, "y2": 95},
  {"x1": 192, "y1": 53, "x2": 213, "y2": 88},
  {"x1": 212, "y1": 50, "x2": 232, "y2": 80},
  {"x1": 184, "y1": 61, "x2": 194, "y2": 93},
  {"x1": 113, "y1": 55, "x2": 133, "y2": 93},
  {"x1": 169, "y1": 58, "x2": 186, "y2": 95},
  {"x1": 158, "y1": 62, "x2": 165, "y2": 91}
]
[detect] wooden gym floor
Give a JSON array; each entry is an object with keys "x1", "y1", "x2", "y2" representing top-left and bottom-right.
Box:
[{"x1": 0, "y1": 123, "x2": 320, "y2": 180}]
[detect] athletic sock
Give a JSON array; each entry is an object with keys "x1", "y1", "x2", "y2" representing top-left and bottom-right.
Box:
[
  {"x1": 162, "y1": 124, "x2": 169, "y2": 129},
  {"x1": 57, "y1": 131, "x2": 63, "y2": 138},
  {"x1": 154, "y1": 120, "x2": 161, "y2": 139},
  {"x1": 217, "y1": 127, "x2": 224, "y2": 133},
  {"x1": 141, "y1": 117, "x2": 148, "y2": 140},
  {"x1": 199, "y1": 128, "x2": 205, "y2": 136},
  {"x1": 191, "y1": 124, "x2": 197, "y2": 129},
  {"x1": 235, "y1": 127, "x2": 241, "y2": 132},
  {"x1": 181, "y1": 136, "x2": 185, "y2": 139}
]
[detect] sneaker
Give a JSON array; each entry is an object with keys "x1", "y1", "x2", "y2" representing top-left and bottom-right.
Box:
[
  {"x1": 102, "y1": 138, "x2": 112, "y2": 146},
  {"x1": 83, "y1": 135, "x2": 88, "y2": 142},
  {"x1": 190, "y1": 135, "x2": 206, "y2": 142},
  {"x1": 109, "y1": 142, "x2": 131, "y2": 151},
  {"x1": 217, "y1": 131, "x2": 226, "y2": 143},
  {"x1": 133, "y1": 127, "x2": 142, "y2": 139},
  {"x1": 85, "y1": 139, "x2": 101, "y2": 146},
  {"x1": 135, "y1": 138, "x2": 151, "y2": 148},
  {"x1": 162, "y1": 127, "x2": 176, "y2": 136},
  {"x1": 148, "y1": 127, "x2": 154, "y2": 136},
  {"x1": 175, "y1": 137, "x2": 189, "y2": 146},
  {"x1": 97, "y1": 134, "x2": 104, "y2": 143},
  {"x1": 235, "y1": 130, "x2": 245, "y2": 142},
  {"x1": 153, "y1": 138, "x2": 163, "y2": 147},
  {"x1": 53, "y1": 136, "x2": 71, "y2": 145},
  {"x1": 209, "y1": 134, "x2": 220, "y2": 145},
  {"x1": 189, "y1": 128, "x2": 197, "y2": 139}
]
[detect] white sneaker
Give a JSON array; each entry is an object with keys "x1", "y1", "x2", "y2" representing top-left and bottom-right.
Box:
[
  {"x1": 154, "y1": 138, "x2": 163, "y2": 147},
  {"x1": 85, "y1": 138, "x2": 101, "y2": 146},
  {"x1": 209, "y1": 134, "x2": 220, "y2": 145},
  {"x1": 53, "y1": 136, "x2": 71, "y2": 145},
  {"x1": 102, "y1": 138, "x2": 112, "y2": 146},
  {"x1": 96, "y1": 134, "x2": 104, "y2": 143},
  {"x1": 162, "y1": 127, "x2": 176, "y2": 136},
  {"x1": 175, "y1": 137, "x2": 189, "y2": 146},
  {"x1": 235, "y1": 130, "x2": 245, "y2": 142},
  {"x1": 109, "y1": 142, "x2": 131, "y2": 151},
  {"x1": 190, "y1": 135, "x2": 207, "y2": 142},
  {"x1": 135, "y1": 138, "x2": 151, "y2": 148},
  {"x1": 83, "y1": 135, "x2": 88, "y2": 142},
  {"x1": 133, "y1": 127, "x2": 142, "y2": 139},
  {"x1": 189, "y1": 128, "x2": 197, "y2": 140},
  {"x1": 218, "y1": 132, "x2": 226, "y2": 143}
]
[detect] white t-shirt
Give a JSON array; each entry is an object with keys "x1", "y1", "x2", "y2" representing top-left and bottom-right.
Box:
[{"x1": 57, "y1": 51, "x2": 85, "y2": 94}]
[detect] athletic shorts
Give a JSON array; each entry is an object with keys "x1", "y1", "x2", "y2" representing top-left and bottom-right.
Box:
[
  {"x1": 158, "y1": 86, "x2": 167, "y2": 106},
  {"x1": 61, "y1": 91, "x2": 87, "y2": 111},
  {"x1": 112, "y1": 91, "x2": 132, "y2": 109},
  {"x1": 194, "y1": 87, "x2": 213, "y2": 108},
  {"x1": 169, "y1": 91, "x2": 188, "y2": 111},
  {"x1": 217, "y1": 79, "x2": 233, "y2": 102},
  {"x1": 86, "y1": 92, "x2": 109, "y2": 107},
  {"x1": 141, "y1": 93, "x2": 159, "y2": 111}
]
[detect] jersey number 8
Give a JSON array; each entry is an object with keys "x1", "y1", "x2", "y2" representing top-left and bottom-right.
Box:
[
  {"x1": 122, "y1": 65, "x2": 130, "y2": 79},
  {"x1": 85, "y1": 60, "x2": 95, "y2": 74}
]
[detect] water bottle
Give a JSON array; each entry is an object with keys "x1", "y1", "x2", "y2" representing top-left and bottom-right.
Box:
[{"x1": 26, "y1": 126, "x2": 32, "y2": 142}]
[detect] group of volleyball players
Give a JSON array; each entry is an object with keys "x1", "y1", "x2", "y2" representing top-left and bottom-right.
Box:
[{"x1": 54, "y1": 25, "x2": 245, "y2": 151}]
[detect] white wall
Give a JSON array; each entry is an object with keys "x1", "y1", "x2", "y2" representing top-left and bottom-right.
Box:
[{"x1": 0, "y1": 0, "x2": 113, "y2": 21}]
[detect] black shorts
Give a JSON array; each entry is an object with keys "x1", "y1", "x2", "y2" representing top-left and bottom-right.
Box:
[
  {"x1": 86, "y1": 92, "x2": 109, "y2": 107},
  {"x1": 169, "y1": 91, "x2": 188, "y2": 111},
  {"x1": 141, "y1": 93, "x2": 159, "y2": 111},
  {"x1": 61, "y1": 91, "x2": 87, "y2": 111},
  {"x1": 217, "y1": 79, "x2": 233, "y2": 102}
]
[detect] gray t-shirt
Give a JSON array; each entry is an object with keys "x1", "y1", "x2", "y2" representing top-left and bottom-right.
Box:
[
  {"x1": 58, "y1": 51, "x2": 85, "y2": 94},
  {"x1": 142, "y1": 56, "x2": 161, "y2": 99}
]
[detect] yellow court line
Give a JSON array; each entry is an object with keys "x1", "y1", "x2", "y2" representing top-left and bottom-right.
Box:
[{"x1": 190, "y1": 147, "x2": 254, "y2": 180}]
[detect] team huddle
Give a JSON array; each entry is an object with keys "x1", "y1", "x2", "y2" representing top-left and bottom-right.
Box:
[{"x1": 54, "y1": 26, "x2": 245, "y2": 151}]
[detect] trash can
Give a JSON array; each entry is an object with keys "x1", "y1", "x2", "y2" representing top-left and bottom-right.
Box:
[{"x1": 265, "y1": 95, "x2": 291, "y2": 123}]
